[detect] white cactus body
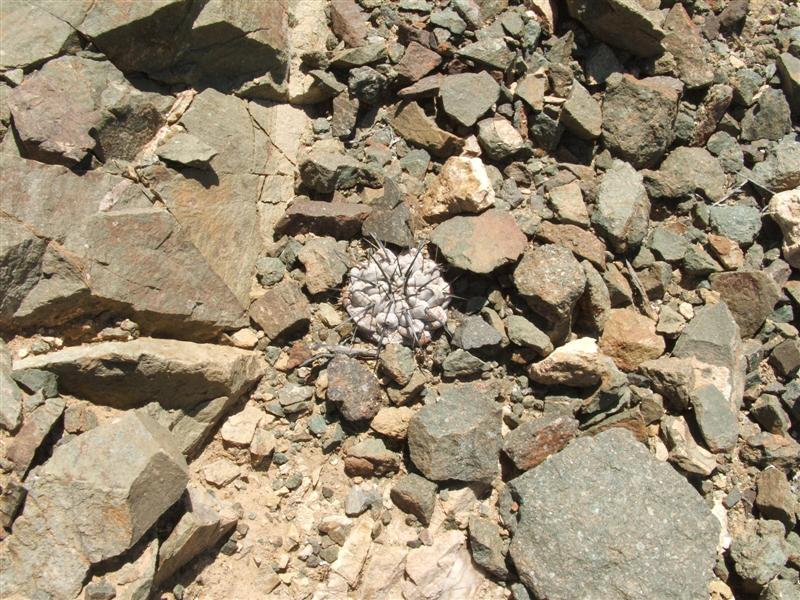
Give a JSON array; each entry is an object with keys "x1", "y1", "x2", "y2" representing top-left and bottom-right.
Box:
[{"x1": 342, "y1": 245, "x2": 451, "y2": 346}]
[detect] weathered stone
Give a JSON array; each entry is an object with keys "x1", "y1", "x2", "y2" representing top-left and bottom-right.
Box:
[
  {"x1": 547, "y1": 182, "x2": 590, "y2": 227},
  {"x1": 0, "y1": 412, "x2": 188, "y2": 600},
  {"x1": 156, "y1": 132, "x2": 217, "y2": 169},
  {"x1": 395, "y1": 42, "x2": 442, "y2": 82},
  {"x1": 327, "y1": 355, "x2": 383, "y2": 422},
  {"x1": 299, "y1": 147, "x2": 383, "y2": 193},
  {"x1": 709, "y1": 205, "x2": 762, "y2": 246},
  {"x1": 220, "y1": 403, "x2": 263, "y2": 448},
  {"x1": 599, "y1": 309, "x2": 665, "y2": 371},
  {"x1": 440, "y1": 72, "x2": 501, "y2": 127},
  {"x1": 298, "y1": 237, "x2": 349, "y2": 295},
  {"x1": 0, "y1": 356, "x2": 23, "y2": 431},
  {"x1": 331, "y1": 518, "x2": 372, "y2": 587},
  {"x1": 592, "y1": 159, "x2": 651, "y2": 253},
  {"x1": 468, "y1": 516, "x2": 508, "y2": 579},
  {"x1": 509, "y1": 429, "x2": 719, "y2": 600},
  {"x1": 344, "y1": 437, "x2": 401, "y2": 477},
  {"x1": 331, "y1": 43, "x2": 386, "y2": 69},
  {"x1": 171, "y1": 395, "x2": 235, "y2": 457},
  {"x1": 391, "y1": 473, "x2": 437, "y2": 525},
  {"x1": 330, "y1": 0, "x2": 369, "y2": 47},
  {"x1": 332, "y1": 92, "x2": 359, "y2": 138},
  {"x1": 154, "y1": 484, "x2": 238, "y2": 586},
  {"x1": 276, "y1": 199, "x2": 372, "y2": 239},
  {"x1": 768, "y1": 188, "x2": 800, "y2": 269},
  {"x1": 691, "y1": 384, "x2": 739, "y2": 453},
  {"x1": 370, "y1": 406, "x2": 414, "y2": 440},
  {"x1": 8, "y1": 55, "x2": 171, "y2": 167},
  {"x1": 344, "y1": 483, "x2": 381, "y2": 517},
  {"x1": 408, "y1": 384, "x2": 502, "y2": 483},
  {"x1": 638, "y1": 356, "x2": 695, "y2": 412},
  {"x1": 389, "y1": 101, "x2": 464, "y2": 158},
  {"x1": 692, "y1": 84, "x2": 734, "y2": 146},
  {"x1": 513, "y1": 244, "x2": 586, "y2": 324},
  {"x1": 505, "y1": 315, "x2": 553, "y2": 356},
  {"x1": 362, "y1": 201, "x2": 414, "y2": 248},
  {"x1": 13, "y1": 338, "x2": 265, "y2": 410},
  {"x1": 740, "y1": 88, "x2": 792, "y2": 142},
  {"x1": 528, "y1": 337, "x2": 608, "y2": 387},
  {"x1": 452, "y1": 316, "x2": 503, "y2": 350},
  {"x1": 561, "y1": 81, "x2": 602, "y2": 139},
  {"x1": 442, "y1": 349, "x2": 487, "y2": 377},
  {"x1": 476, "y1": 116, "x2": 526, "y2": 162},
  {"x1": 535, "y1": 221, "x2": 606, "y2": 269},
  {"x1": 418, "y1": 156, "x2": 495, "y2": 222},
  {"x1": 751, "y1": 395, "x2": 792, "y2": 435},
  {"x1": 709, "y1": 272, "x2": 780, "y2": 338},
  {"x1": 515, "y1": 73, "x2": 546, "y2": 111},
  {"x1": 0, "y1": 1, "x2": 78, "y2": 70},
  {"x1": 602, "y1": 74, "x2": 681, "y2": 168},
  {"x1": 648, "y1": 224, "x2": 689, "y2": 262},
  {"x1": 404, "y1": 528, "x2": 483, "y2": 597},
  {"x1": 661, "y1": 415, "x2": 717, "y2": 476},
  {"x1": 662, "y1": 3, "x2": 714, "y2": 89},
  {"x1": 503, "y1": 415, "x2": 579, "y2": 471},
  {"x1": 202, "y1": 458, "x2": 240, "y2": 487},
  {"x1": 778, "y1": 52, "x2": 800, "y2": 117},
  {"x1": 730, "y1": 520, "x2": 790, "y2": 594},
  {"x1": 644, "y1": 147, "x2": 726, "y2": 202},
  {"x1": 276, "y1": 383, "x2": 314, "y2": 417},
  {"x1": 379, "y1": 344, "x2": 416, "y2": 386},
  {"x1": 756, "y1": 468, "x2": 797, "y2": 529},
  {"x1": 431, "y1": 209, "x2": 527, "y2": 274},
  {"x1": 455, "y1": 38, "x2": 515, "y2": 70},
  {"x1": 250, "y1": 279, "x2": 311, "y2": 341},
  {"x1": 577, "y1": 260, "x2": 611, "y2": 334},
  {"x1": 6, "y1": 395, "x2": 64, "y2": 476},
  {"x1": 770, "y1": 338, "x2": 800, "y2": 378}
]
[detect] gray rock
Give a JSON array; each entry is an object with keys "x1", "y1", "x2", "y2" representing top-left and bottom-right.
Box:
[
  {"x1": 560, "y1": 81, "x2": 602, "y2": 140},
  {"x1": 564, "y1": 0, "x2": 665, "y2": 57},
  {"x1": 408, "y1": 384, "x2": 502, "y2": 483},
  {"x1": 0, "y1": 1, "x2": 78, "y2": 70},
  {"x1": 84, "y1": 578, "x2": 116, "y2": 600},
  {"x1": 0, "y1": 357, "x2": 23, "y2": 431},
  {"x1": 730, "y1": 520, "x2": 789, "y2": 594},
  {"x1": 709, "y1": 205, "x2": 762, "y2": 246},
  {"x1": 0, "y1": 412, "x2": 188, "y2": 600},
  {"x1": 639, "y1": 356, "x2": 696, "y2": 412},
  {"x1": 505, "y1": 315, "x2": 554, "y2": 356},
  {"x1": 732, "y1": 68, "x2": 763, "y2": 106},
  {"x1": 299, "y1": 148, "x2": 383, "y2": 193},
  {"x1": 691, "y1": 384, "x2": 739, "y2": 453},
  {"x1": 577, "y1": 260, "x2": 611, "y2": 335},
  {"x1": 440, "y1": 72, "x2": 501, "y2": 127},
  {"x1": 509, "y1": 429, "x2": 719, "y2": 600},
  {"x1": 348, "y1": 66, "x2": 387, "y2": 105},
  {"x1": 6, "y1": 395, "x2": 64, "y2": 476},
  {"x1": 548, "y1": 182, "x2": 590, "y2": 227},
  {"x1": 344, "y1": 483, "x2": 382, "y2": 517},
  {"x1": 649, "y1": 225, "x2": 690, "y2": 262},
  {"x1": 379, "y1": 343, "x2": 416, "y2": 386},
  {"x1": 760, "y1": 579, "x2": 800, "y2": 600},
  {"x1": 362, "y1": 202, "x2": 414, "y2": 248},
  {"x1": 430, "y1": 9, "x2": 467, "y2": 34},
  {"x1": 752, "y1": 135, "x2": 800, "y2": 193},
  {"x1": 592, "y1": 160, "x2": 651, "y2": 253},
  {"x1": 255, "y1": 256, "x2": 286, "y2": 286},
  {"x1": 344, "y1": 437, "x2": 401, "y2": 477},
  {"x1": 683, "y1": 244, "x2": 723, "y2": 276},
  {"x1": 644, "y1": 147, "x2": 726, "y2": 202},
  {"x1": 452, "y1": 316, "x2": 502, "y2": 350},
  {"x1": 778, "y1": 52, "x2": 800, "y2": 117},
  {"x1": 390, "y1": 473, "x2": 437, "y2": 525},
  {"x1": 327, "y1": 355, "x2": 383, "y2": 422},
  {"x1": 602, "y1": 74, "x2": 681, "y2": 168},
  {"x1": 332, "y1": 92, "x2": 359, "y2": 138},
  {"x1": 10, "y1": 367, "x2": 58, "y2": 398},
  {"x1": 710, "y1": 271, "x2": 780, "y2": 337},
  {"x1": 476, "y1": 117, "x2": 526, "y2": 161},
  {"x1": 468, "y1": 516, "x2": 508, "y2": 579},
  {"x1": 513, "y1": 244, "x2": 586, "y2": 325},
  {"x1": 249, "y1": 278, "x2": 311, "y2": 341},
  {"x1": 441, "y1": 349, "x2": 488, "y2": 377},
  {"x1": 740, "y1": 88, "x2": 792, "y2": 142},
  {"x1": 455, "y1": 38, "x2": 515, "y2": 70},
  {"x1": 331, "y1": 43, "x2": 387, "y2": 68},
  {"x1": 277, "y1": 383, "x2": 314, "y2": 416},
  {"x1": 156, "y1": 132, "x2": 217, "y2": 169},
  {"x1": 298, "y1": 237, "x2": 349, "y2": 295},
  {"x1": 170, "y1": 396, "x2": 236, "y2": 458},
  {"x1": 751, "y1": 395, "x2": 792, "y2": 435},
  {"x1": 13, "y1": 338, "x2": 265, "y2": 410},
  {"x1": 707, "y1": 131, "x2": 744, "y2": 173}
]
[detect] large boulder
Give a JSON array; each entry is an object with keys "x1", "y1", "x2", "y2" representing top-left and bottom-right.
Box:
[{"x1": 509, "y1": 429, "x2": 719, "y2": 600}]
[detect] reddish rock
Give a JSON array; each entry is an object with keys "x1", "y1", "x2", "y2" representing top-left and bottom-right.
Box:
[
  {"x1": 503, "y1": 415, "x2": 579, "y2": 471},
  {"x1": 513, "y1": 244, "x2": 586, "y2": 324},
  {"x1": 707, "y1": 234, "x2": 744, "y2": 270},
  {"x1": 330, "y1": 0, "x2": 368, "y2": 47},
  {"x1": 249, "y1": 279, "x2": 310, "y2": 341},
  {"x1": 276, "y1": 200, "x2": 372, "y2": 239},
  {"x1": 535, "y1": 221, "x2": 606, "y2": 269},
  {"x1": 710, "y1": 271, "x2": 781, "y2": 338},
  {"x1": 395, "y1": 42, "x2": 442, "y2": 82},
  {"x1": 389, "y1": 101, "x2": 464, "y2": 158},
  {"x1": 600, "y1": 308, "x2": 665, "y2": 371},
  {"x1": 327, "y1": 355, "x2": 383, "y2": 422}
]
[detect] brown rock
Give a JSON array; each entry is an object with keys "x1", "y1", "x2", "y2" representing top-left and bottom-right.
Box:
[
  {"x1": 662, "y1": 3, "x2": 714, "y2": 89},
  {"x1": 395, "y1": 42, "x2": 442, "y2": 82},
  {"x1": 535, "y1": 221, "x2": 606, "y2": 270},
  {"x1": 330, "y1": 0, "x2": 369, "y2": 47},
  {"x1": 344, "y1": 438, "x2": 401, "y2": 477},
  {"x1": 755, "y1": 468, "x2": 797, "y2": 528},
  {"x1": 503, "y1": 415, "x2": 579, "y2": 471},
  {"x1": 297, "y1": 236, "x2": 349, "y2": 295},
  {"x1": 389, "y1": 101, "x2": 464, "y2": 158},
  {"x1": 600, "y1": 309, "x2": 665, "y2": 371},
  {"x1": 638, "y1": 356, "x2": 696, "y2": 412},
  {"x1": 397, "y1": 74, "x2": 445, "y2": 99},
  {"x1": 707, "y1": 234, "x2": 744, "y2": 270},
  {"x1": 513, "y1": 244, "x2": 586, "y2": 324},
  {"x1": 6, "y1": 397, "x2": 65, "y2": 476},
  {"x1": 327, "y1": 355, "x2": 383, "y2": 422},
  {"x1": 249, "y1": 279, "x2": 311, "y2": 341},
  {"x1": 710, "y1": 271, "x2": 781, "y2": 338},
  {"x1": 515, "y1": 73, "x2": 546, "y2": 111},
  {"x1": 370, "y1": 406, "x2": 415, "y2": 440},
  {"x1": 692, "y1": 85, "x2": 733, "y2": 146},
  {"x1": 276, "y1": 200, "x2": 372, "y2": 239},
  {"x1": 431, "y1": 209, "x2": 527, "y2": 274}
]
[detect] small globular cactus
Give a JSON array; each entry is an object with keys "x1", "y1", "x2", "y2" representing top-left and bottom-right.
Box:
[{"x1": 342, "y1": 243, "x2": 451, "y2": 347}]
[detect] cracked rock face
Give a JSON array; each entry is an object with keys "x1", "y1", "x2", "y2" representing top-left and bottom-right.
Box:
[{"x1": 342, "y1": 245, "x2": 450, "y2": 346}]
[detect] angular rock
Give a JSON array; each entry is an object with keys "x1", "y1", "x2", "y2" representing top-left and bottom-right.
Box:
[
  {"x1": 250, "y1": 279, "x2": 311, "y2": 341},
  {"x1": 548, "y1": 182, "x2": 590, "y2": 227},
  {"x1": 442, "y1": 349, "x2": 487, "y2": 377},
  {"x1": 431, "y1": 209, "x2": 527, "y2": 274},
  {"x1": 327, "y1": 355, "x2": 383, "y2": 422},
  {"x1": 370, "y1": 406, "x2": 414, "y2": 440},
  {"x1": 378, "y1": 343, "x2": 416, "y2": 386},
  {"x1": 535, "y1": 221, "x2": 606, "y2": 269},
  {"x1": 577, "y1": 260, "x2": 611, "y2": 334},
  {"x1": 730, "y1": 520, "x2": 789, "y2": 594},
  {"x1": 778, "y1": 52, "x2": 800, "y2": 117},
  {"x1": 528, "y1": 337, "x2": 608, "y2": 387},
  {"x1": 662, "y1": 3, "x2": 714, "y2": 89},
  {"x1": 509, "y1": 429, "x2": 719, "y2": 600},
  {"x1": 331, "y1": 518, "x2": 372, "y2": 587},
  {"x1": 505, "y1": 315, "x2": 553, "y2": 356},
  {"x1": 708, "y1": 205, "x2": 762, "y2": 246},
  {"x1": 390, "y1": 473, "x2": 437, "y2": 525},
  {"x1": 0, "y1": 356, "x2": 23, "y2": 431},
  {"x1": 740, "y1": 88, "x2": 792, "y2": 142},
  {"x1": 638, "y1": 356, "x2": 695, "y2": 412},
  {"x1": 299, "y1": 147, "x2": 383, "y2": 193},
  {"x1": 691, "y1": 384, "x2": 739, "y2": 453},
  {"x1": 602, "y1": 74, "x2": 681, "y2": 168},
  {"x1": 6, "y1": 395, "x2": 64, "y2": 476},
  {"x1": 330, "y1": 0, "x2": 369, "y2": 47},
  {"x1": 332, "y1": 91, "x2": 359, "y2": 138},
  {"x1": 362, "y1": 202, "x2": 414, "y2": 248},
  {"x1": 692, "y1": 84, "x2": 734, "y2": 146},
  {"x1": 709, "y1": 271, "x2": 780, "y2": 338},
  {"x1": 395, "y1": 42, "x2": 442, "y2": 82},
  {"x1": 644, "y1": 147, "x2": 726, "y2": 202},
  {"x1": 752, "y1": 135, "x2": 800, "y2": 193},
  {"x1": 156, "y1": 132, "x2": 217, "y2": 169},
  {"x1": 344, "y1": 483, "x2": 381, "y2": 517},
  {"x1": 418, "y1": 156, "x2": 495, "y2": 222},
  {"x1": 755, "y1": 468, "x2": 797, "y2": 529},
  {"x1": 770, "y1": 338, "x2": 800, "y2": 378},
  {"x1": 503, "y1": 414, "x2": 579, "y2": 471},
  {"x1": 561, "y1": 81, "x2": 602, "y2": 140},
  {"x1": 298, "y1": 236, "x2": 349, "y2": 295},
  {"x1": 0, "y1": 1, "x2": 78, "y2": 70},
  {"x1": 276, "y1": 199, "x2": 372, "y2": 239},
  {"x1": 170, "y1": 395, "x2": 236, "y2": 457},
  {"x1": 440, "y1": 72, "x2": 501, "y2": 127},
  {"x1": 599, "y1": 308, "x2": 665, "y2": 371},
  {"x1": 468, "y1": 516, "x2": 508, "y2": 579},
  {"x1": 455, "y1": 38, "x2": 515, "y2": 70},
  {"x1": 0, "y1": 412, "x2": 188, "y2": 600},
  {"x1": 13, "y1": 337, "x2": 266, "y2": 410},
  {"x1": 592, "y1": 159, "x2": 651, "y2": 253},
  {"x1": 220, "y1": 403, "x2": 263, "y2": 448},
  {"x1": 513, "y1": 244, "x2": 586, "y2": 324},
  {"x1": 389, "y1": 101, "x2": 464, "y2": 158},
  {"x1": 407, "y1": 385, "x2": 502, "y2": 483},
  {"x1": 768, "y1": 188, "x2": 800, "y2": 269},
  {"x1": 661, "y1": 415, "x2": 717, "y2": 476},
  {"x1": 515, "y1": 73, "x2": 546, "y2": 111},
  {"x1": 202, "y1": 458, "x2": 240, "y2": 487},
  {"x1": 476, "y1": 116, "x2": 526, "y2": 162},
  {"x1": 344, "y1": 437, "x2": 401, "y2": 477},
  {"x1": 452, "y1": 316, "x2": 503, "y2": 350}
]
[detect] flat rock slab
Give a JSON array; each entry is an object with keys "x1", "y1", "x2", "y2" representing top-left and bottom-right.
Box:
[
  {"x1": 509, "y1": 429, "x2": 720, "y2": 600},
  {"x1": 13, "y1": 338, "x2": 266, "y2": 410}
]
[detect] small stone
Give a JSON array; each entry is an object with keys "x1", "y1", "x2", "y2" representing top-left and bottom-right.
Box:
[
  {"x1": 709, "y1": 205, "x2": 762, "y2": 246},
  {"x1": 476, "y1": 117, "x2": 526, "y2": 162},
  {"x1": 770, "y1": 338, "x2": 800, "y2": 378},
  {"x1": 452, "y1": 316, "x2": 503, "y2": 350},
  {"x1": 548, "y1": 182, "x2": 590, "y2": 227},
  {"x1": 277, "y1": 383, "x2": 314, "y2": 416},
  {"x1": 430, "y1": 9, "x2": 467, "y2": 34},
  {"x1": 561, "y1": 81, "x2": 602, "y2": 140},
  {"x1": 644, "y1": 147, "x2": 726, "y2": 202},
  {"x1": 535, "y1": 222, "x2": 607, "y2": 269},
  {"x1": 662, "y1": 3, "x2": 714, "y2": 89},
  {"x1": 202, "y1": 458, "x2": 241, "y2": 488},
  {"x1": 418, "y1": 156, "x2": 495, "y2": 222},
  {"x1": 750, "y1": 395, "x2": 792, "y2": 435},
  {"x1": 407, "y1": 384, "x2": 502, "y2": 483},
  {"x1": 455, "y1": 38, "x2": 514, "y2": 70},
  {"x1": 505, "y1": 315, "x2": 554, "y2": 356},
  {"x1": 348, "y1": 66, "x2": 387, "y2": 105},
  {"x1": 691, "y1": 384, "x2": 739, "y2": 453},
  {"x1": 564, "y1": 0, "x2": 665, "y2": 57},
  {"x1": 513, "y1": 244, "x2": 586, "y2": 324},
  {"x1": 441, "y1": 349, "x2": 487, "y2": 377},
  {"x1": 390, "y1": 473, "x2": 437, "y2": 525},
  {"x1": 740, "y1": 88, "x2": 792, "y2": 142},
  {"x1": 298, "y1": 237, "x2": 349, "y2": 295},
  {"x1": 255, "y1": 257, "x2": 285, "y2": 286},
  {"x1": 327, "y1": 355, "x2": 383, "y2": 422},
  {"x1": 730, "y1": 520, "x2": 789, "y2": 594},
  {"x1": 767, "y1": 188, "x2": 800, "y2": 269},
  {"x1": 639, "y1": 356, "x2": 695, "y2": 412},
  {"x1": 0, "y1": 363, "x2": 23, "y2": 431},
  {"x1": 395, "y1": 42, "x2": 442, "y2": 82},
  {"x1": 777, "y1": 52, "x2": 800, "y2": 117},
  {"x1": 683, "y1": 244, "x2": 722, "y2": 276},
  {"x1": 661, "y1": 415, "x2": 717, "y2": 476},
  {"x1": 220, "y1": 403, "x2": 263, "y2": 448},
  {"x1": 468, "y1": 516, "x2": 508, "y2": 579},
  {"x1": 577, "y1": 260, "x2": 612, "y2": 334},
  {"x1": 332, "y1": 92, "x2": 359, "y2": 139},
  {"x1": 379, "y1": 344, "x2": 416, "y2": 386},
  {"x1": 250, "y1": 279, "x2": 311, "y2": 341},
  {"x1": 6, "y1": 396, "x2": 65, "y2": 476},
  {"x1": 592, "y1": 159, "x2": 651, "y2": 253},
  {"x1": 528, "y1": 337, "x2": 609, "y2": 387},
  {"x1": 752, "y1": 137, "x2": 800, "y2": 193},
  {"x1": 299, "y1": 147, "x2": 383, "y2": 193},
  {"x1": 515, "y1": 73, "x2": 546, "y2": 111},
  {"x1": 370, "y1": 406, "x2": 414, "y2": 440},
  {"x1": 503, "y1": 415, "x2": 579, "y2": 471},
  {"x1": 710, "y1": 271, "x2": 780, "y2": 338},
  {"x1": 755, "y1": 468, "x2": 797, "y2": 529},
  {"x1": 649, "y1": 224, "x2": 689, "y2": 262},
  {"x1": 440, "y1": 72, "x2": 501, "y2": 127},
  {"x1": 707, "y1": 131, "x2": 743, "y2": 174},
  {"x1": 84, "y1": 579, "x2": 116, "y2": 600},
  {"x1": 389, "y1": 100, "x2": 464, "y2": 158},
  {"x1": 344, "y1": 437, "x2": 401, "y2": 477},
  {"x1": 156, "y1": 132, "x2": 217, "y2": 169},
  {"x1": 599, "y1": 308, "x2": 665, "y2": 371},
  {"x1": 249, "y1": 428, "x2": 275, "y2": 464},
  {"x1": 344, "y1": 483, "x2": 381, "y2": 517}
]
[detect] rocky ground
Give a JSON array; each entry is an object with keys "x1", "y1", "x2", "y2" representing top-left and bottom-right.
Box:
[{"x1": 0, "y1": 0, "x2": 799, "y2": 599}]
